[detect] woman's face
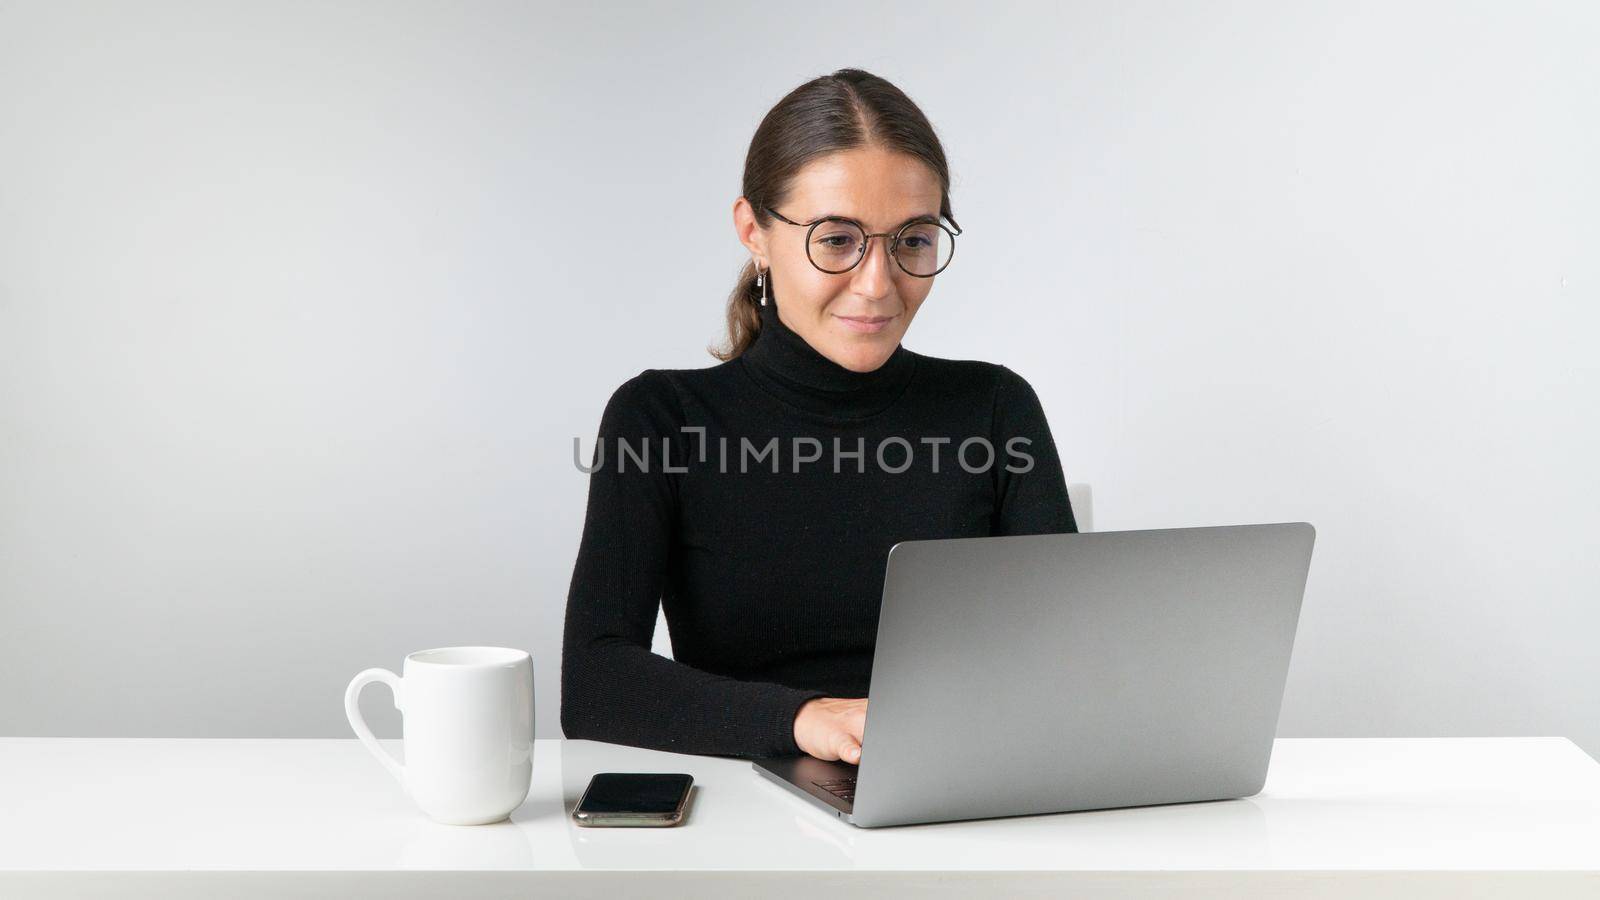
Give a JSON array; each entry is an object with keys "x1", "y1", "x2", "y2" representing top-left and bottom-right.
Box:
[{"x1": 736, "y1": 146, "x2": 945, "y2": 373}]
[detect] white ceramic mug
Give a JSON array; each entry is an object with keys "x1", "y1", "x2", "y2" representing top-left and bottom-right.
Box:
[{"x1": 344, "y1": 646, "x2": 534, "y2": 825}]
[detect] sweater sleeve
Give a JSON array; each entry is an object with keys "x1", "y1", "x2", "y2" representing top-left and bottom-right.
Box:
[
  {"x1": 560, "y1": 369, "x2": 827, "y2": 758},
  {"x1": 989, "y1": 365, "x2": 1079, "y2": 537}
]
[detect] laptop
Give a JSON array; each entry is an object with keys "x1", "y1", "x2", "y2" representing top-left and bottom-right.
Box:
[{"x1": 752, "y1": 522, "x2": 1316, "y2": 828}]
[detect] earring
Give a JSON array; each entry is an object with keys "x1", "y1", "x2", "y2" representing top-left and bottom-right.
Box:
[{"x1": 756, "y1": 263, "x2": 768, "y2": 306}]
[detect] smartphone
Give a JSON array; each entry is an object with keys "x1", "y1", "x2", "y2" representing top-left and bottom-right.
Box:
[{"x1": 572, "y1": 772, "x2": 694, "y2": 827}]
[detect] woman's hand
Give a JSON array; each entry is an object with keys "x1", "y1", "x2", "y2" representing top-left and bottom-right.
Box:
[{"x1": 793, "y1": 696, "x2": 868, "y2": 764}]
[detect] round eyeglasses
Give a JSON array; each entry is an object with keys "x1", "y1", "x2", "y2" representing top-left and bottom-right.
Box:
[{"x1": 764, "y1": 206, "x2": 961, "y2": 277}]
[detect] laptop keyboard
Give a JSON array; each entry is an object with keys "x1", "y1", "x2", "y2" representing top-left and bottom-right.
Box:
[{"x1": 812, "y1": 776, "x2": 857, "y2": 803}]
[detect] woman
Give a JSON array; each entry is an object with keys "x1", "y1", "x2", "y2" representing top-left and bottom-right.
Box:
[{"x1": 561, "y1": 68, "x2": 1077, "y2": 766}]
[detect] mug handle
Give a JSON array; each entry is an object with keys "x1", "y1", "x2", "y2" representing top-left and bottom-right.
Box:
[{"x1": 344, "y1": 667, "x2": 408, "y2": 791}]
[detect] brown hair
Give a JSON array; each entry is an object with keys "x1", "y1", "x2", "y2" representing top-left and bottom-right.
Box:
[{"x1": 708, "y1": 68, "x2": 961, "y2": 361}]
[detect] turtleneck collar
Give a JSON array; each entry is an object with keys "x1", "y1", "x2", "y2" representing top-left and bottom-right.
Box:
[{"x1": 739, "y1": 296, "x2": 918, "y2": 420}]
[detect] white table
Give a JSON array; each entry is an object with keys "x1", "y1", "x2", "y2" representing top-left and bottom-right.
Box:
[{"x1": 1, "y1": 736, "x2": 1597, "y2": 898}]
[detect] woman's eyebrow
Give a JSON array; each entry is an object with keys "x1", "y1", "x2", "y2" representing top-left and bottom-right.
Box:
[{"x1": 818, "y1": 212, "x2": 940, "y2": 229}]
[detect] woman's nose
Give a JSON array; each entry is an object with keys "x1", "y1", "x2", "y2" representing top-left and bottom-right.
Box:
[{"x1": 850, "y1": 236, "x2": 897, "y2": 294}]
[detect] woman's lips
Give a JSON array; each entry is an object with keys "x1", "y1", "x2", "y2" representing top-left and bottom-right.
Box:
[{"x1": 834, "y1": 313, "x2": 894, "y2": 334}]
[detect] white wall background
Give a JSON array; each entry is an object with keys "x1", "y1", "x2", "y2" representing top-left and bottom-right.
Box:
[{"x1": 2, "y1": 1, "x2": 1595, "y2": 759}]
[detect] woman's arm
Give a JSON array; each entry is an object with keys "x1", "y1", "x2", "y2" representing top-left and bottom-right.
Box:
[
  {"x1": 989, "y1": 365, "x2": 1079, "y2": 536},
  {"x1": 560, "y1": 369, "x2": 826, "y2": 758}
]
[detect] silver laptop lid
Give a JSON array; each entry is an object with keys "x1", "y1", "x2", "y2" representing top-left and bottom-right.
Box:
[{"x1": 850, "y1": 522, "x2": 1315, "y2": 827}]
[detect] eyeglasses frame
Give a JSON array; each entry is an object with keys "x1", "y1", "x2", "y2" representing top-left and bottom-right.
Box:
[{"x1": 762, "y1": 206, "x2": 962, "y2": 277}]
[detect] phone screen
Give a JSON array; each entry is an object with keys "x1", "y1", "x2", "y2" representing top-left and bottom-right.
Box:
[{"x1": 577, "y1": 773, "x2": 693, "y2": 814}]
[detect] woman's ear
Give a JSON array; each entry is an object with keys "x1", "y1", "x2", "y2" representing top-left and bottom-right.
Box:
[{"x1": 732, "y1": 196, "x2": 768, "y2": 261}]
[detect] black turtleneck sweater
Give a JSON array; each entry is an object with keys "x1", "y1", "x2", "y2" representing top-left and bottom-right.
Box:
[{"x1": 560, "y1": 298, "x2": 1077, "y2": 759}]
